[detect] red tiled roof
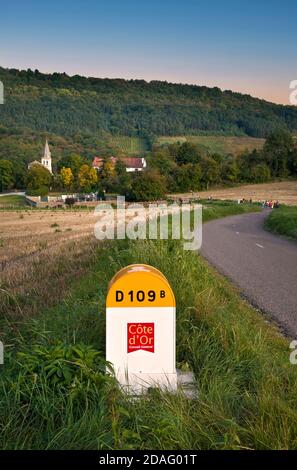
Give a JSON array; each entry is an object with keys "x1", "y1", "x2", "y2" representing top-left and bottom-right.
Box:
[
  {"x1": 92, "y1": 157, "x2": 104, "y2": 168},
  {"x1": 92, "y1": 156, "x2": 144, "y2": 169},
  {"x1": 123, "y1": 157, "x2": 144, "y2": 169}
]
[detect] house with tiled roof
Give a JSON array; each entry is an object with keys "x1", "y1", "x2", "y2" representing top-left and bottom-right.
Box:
[
  {"x1": 92, "y1": 156, "x2": 146, "y2": 173},
  {"x1": 122, "y1": 157, "x2": 146, "y2": 172},
  {"x1": 92, "y1": 157, "x2": 105, "y2": 170}
]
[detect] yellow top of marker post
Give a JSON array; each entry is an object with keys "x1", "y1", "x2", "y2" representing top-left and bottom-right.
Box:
[{"x1": 106, "y1": 264, "x2": 175, "y2": 308}]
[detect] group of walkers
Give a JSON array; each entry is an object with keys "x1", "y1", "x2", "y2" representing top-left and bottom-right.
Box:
[
  {"x1": 238, "y1": 198, "x2": 253, "y2": 204},
  {"x1": 237, "y1": 197, "x2": 281, "y2": 208},
  {"x1": 262, "y1": 200, "x2": 280, "y2": 209}
]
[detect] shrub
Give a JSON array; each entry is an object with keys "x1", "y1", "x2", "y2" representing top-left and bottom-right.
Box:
[
  {"x1": 251, "y1": 163, "x2": 271, "y2": 183},
  {"x1": 26, "y1": 185, "x2": 49, "y2": 197},
  {"x1": 65, "y1": 197, "x2": 76, "y2": 206},
  {"x1": 15, "y1": 343, "x2": 114, "y2": 399},
  {"x1": 127, "y1": 170, "x2": 167, "y2": 201}
]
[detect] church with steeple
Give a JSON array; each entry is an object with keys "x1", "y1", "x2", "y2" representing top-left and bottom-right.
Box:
[
  {"x1": 41, "y1": 140, "x2": 52, "y2": 173},
  {"x1": 28, "y1": 140, "x2": 53, "y2": 173}
]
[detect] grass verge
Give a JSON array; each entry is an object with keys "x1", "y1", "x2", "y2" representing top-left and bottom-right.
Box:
[
  {"x1": 2, "y1": 202, "x2": 297, "y2": 450},
  {"x1": 0, "y1": 195, "x2": 25, "y2": 208},
  {"x1": 265, "y1": 206, "x2": 297, "y2": 240}
]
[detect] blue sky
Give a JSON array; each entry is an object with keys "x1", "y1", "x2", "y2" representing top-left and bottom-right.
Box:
[{"x1": 0, "y1": 0, "x2": 296, "y2": 103}]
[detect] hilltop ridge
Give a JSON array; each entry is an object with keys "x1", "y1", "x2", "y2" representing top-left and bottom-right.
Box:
[{"x1": 1, "y1": 66, "x2": 297, "y2": 139}]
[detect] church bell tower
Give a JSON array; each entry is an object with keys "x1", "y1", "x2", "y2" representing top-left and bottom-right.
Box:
[{"x1": 41, "y1": 139, "x2": 52, "y2": 173}]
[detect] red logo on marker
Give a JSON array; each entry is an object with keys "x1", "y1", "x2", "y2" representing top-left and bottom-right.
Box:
[{"x1": 127, "y1": 323, "x2": 154, "y2": 353}]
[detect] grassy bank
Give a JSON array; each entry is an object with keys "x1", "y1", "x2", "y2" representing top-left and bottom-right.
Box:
[
  {"x1": 0, "y1": 195, "x2": 26, "y2": 208},
  {"x1": 200, "y1": 199, "x2": 261, "y2": 222},
  {"x1": 265, "y1": 206, "x2": 297, "y2": 240},
  {"x1": 2, "y1": 202, "x2": 297, "y2": 450}
]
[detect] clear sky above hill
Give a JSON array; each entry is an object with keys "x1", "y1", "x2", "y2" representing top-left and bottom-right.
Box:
[{"x1": 0, "y1": 0, "x2": 296, "y2": 104}]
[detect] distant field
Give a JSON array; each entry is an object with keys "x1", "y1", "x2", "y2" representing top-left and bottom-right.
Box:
[
  {"x1": 108, "y1": 136, "x2": 148, "y2": 155},
  {"x1": 172, "y1": 181, "x2": 297, "y2": 206},
  {"x1": 157, "y1": 136, "x2": 188, "y2": 145},
  {"x1": 157, "y1": 135, "x2": 265, "y2": 155}
]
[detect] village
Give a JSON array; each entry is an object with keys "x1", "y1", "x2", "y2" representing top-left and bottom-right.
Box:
[{"x1": 25, "y1": 140, "x2": 147, "y2": 207}]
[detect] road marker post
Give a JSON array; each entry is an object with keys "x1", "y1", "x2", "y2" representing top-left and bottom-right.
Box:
[{"x1": 106, "y1": 264, "x2": 177, "y2": 394}]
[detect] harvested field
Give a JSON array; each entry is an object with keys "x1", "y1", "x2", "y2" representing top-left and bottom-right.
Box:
[
  {"x1": 0, "y1": 207, "x2": 150, "y2": 320},
  {"x1": 171, "y1": 181, "x2": 297, "y2": 206},
  {"x1": 0, "y1": 210, "x2": 100, "y2": 319}
]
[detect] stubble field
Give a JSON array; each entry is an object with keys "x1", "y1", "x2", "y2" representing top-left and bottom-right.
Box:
[
  {"x1": 174, "y1": 181, "x2": 297, "y2": 205},
  {"x1": 0, "y1": 210, "x2": 99, "y2": 319}
]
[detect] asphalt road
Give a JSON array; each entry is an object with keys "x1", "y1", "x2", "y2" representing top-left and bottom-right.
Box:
[{"x1": 200, "y1": 209, "x2": 297, "y2": 337}]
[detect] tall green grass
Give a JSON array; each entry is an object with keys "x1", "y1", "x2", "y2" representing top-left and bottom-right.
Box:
[
  {"x1": 265, "y1": 206, "x2": 297, "y2": 240},
  {"x1": 201, "y1": 199, "x2": 261, "y2": 222},
  {"x1": 1, "y1": 202, "x2": 297, "y2": 450}
]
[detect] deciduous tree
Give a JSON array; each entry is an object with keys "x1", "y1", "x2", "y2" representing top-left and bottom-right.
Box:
[
  {"x1": 0, "y1": 159, "x2": 14, "y2": 191},
  {"x1": 26, "y1": 164, "x2": 52, "y2": 195},
  {"x1": 127, "y1": 170, "x2": 167, "y2": 201},
  {"x1": 78, "y1": 164, "x2": 98, "y2": 192},
  {"x1": 60, "y1": 167, "x2": 74, "y2": 189}
]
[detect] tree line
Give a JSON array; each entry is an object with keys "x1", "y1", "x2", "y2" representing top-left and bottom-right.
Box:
[
  {"x1": 0, "y1": 130, "x2": 296, "y2": 200},
  {"x1": 127, "y1": 129, "x2": 297, "y2": 200}
]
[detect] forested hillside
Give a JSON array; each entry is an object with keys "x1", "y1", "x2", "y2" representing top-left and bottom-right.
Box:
[{"x1": 1, "y1": 66, "x2": 297, "y2": 139}]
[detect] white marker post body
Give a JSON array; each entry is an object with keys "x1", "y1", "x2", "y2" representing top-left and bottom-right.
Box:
[{"x1": 106, "y1": 264, "x2": 177, "y2": 394}]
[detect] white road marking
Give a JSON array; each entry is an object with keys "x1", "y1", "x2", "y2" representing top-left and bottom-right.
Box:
[
  {"x1": 236, "y1": 232, "x2": 239, "y2": 235},
  {"x1": 256, "y1": 243, "x2": 264, "y2": 249}
]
